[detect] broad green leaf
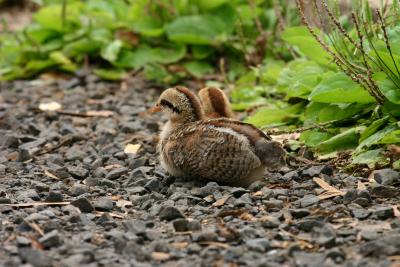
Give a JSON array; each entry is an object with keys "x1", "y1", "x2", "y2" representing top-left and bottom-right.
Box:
[
  {"x1": 183, "y1": 61, "x2": 213, "y2": 78},
  {"x1": 300, "y1": 130, "x2": 335, "y2": 147},
  {"x1": 116, "y1": 44, "x2": 186, "y2": 68},
  {"x1": 359, "y1": 116, "x2": 389, "y2": 142},
  {"x1": 281, "y1": 26, "x2": 332, "y2": 66},
  {"x1": 379, "y1": 129, "x2": 400, "y2": 144},
  {"x1": 309, "y1": 72, "x2": 375, "y2": 103},
  {"x1": 318, "y1": 103, "x2": 369, "y2": 122},
  {"x1": 357, "y1": 124, "x2": 398, "y2": 151},
  {"x1": 373, "y1": 72, "x2": 400, "y2": 104},
  {"x1": 63, "y1": 39, "x2": 101, "y2": 57},
  {"x1": 191, "y1": 45, "x2": 213, "y2": 59},
  {"x1": 49, "y1": 51, "x2": 77, "y2": 71},
  {"x1": 231, "y1": 85, "x2": 266, "y2": 110},
  {"x1": 166, "y1": 15, "x2": 227, "y2": 45},
  {"x1": 210, "y1": 4, "x2": 236, "y2": 34},
  {"x1": 352, "y1": 149, "x2": 387, "y2": 168},
  {"x1": 34, "y1": 3, "x2": 83, "y2": 32},
  {"x1": 133, "y1": 17, "x2": 164, "y2": 37},
  {"x1": 94, "y1": 69, "x2": 127, "y2": 81},
  {"x1": 316, "y1": 126, "x2": 365, "y2": 154},
  {"x1": 261, "y1": 60, "x2": 285, "y2": 85},
  {"x1": 382, "y1": 101, "x2": 400, "y2": 117},
  {"x1": 101, "y1": 40, "x2": 123, "y2": 62},
  {"x1": 195, "y1": 0, "x2": 229, "y2": 10},
  {"x1": 245, "y1": 103, "x2": 304, "y2": 128},
  {"x1": 277, "y1": 60, "x2": 325, "y2": 98}
]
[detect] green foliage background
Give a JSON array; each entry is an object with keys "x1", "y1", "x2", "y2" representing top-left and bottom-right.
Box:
[{"x1": 1, "y1": 0, "x2": 399, "y2": 169}]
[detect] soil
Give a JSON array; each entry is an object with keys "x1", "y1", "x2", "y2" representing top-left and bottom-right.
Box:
[{"x1": 0, "y1": 75, "x2": 400, "y2": 267}]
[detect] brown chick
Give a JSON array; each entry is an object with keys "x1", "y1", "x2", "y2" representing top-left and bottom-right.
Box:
[
  {"x1": 153, "y1": 86, "x2": 286, "y2": 187},
  {"x1": 198, "y1": 87, "x2": 235, "y2": 119}
]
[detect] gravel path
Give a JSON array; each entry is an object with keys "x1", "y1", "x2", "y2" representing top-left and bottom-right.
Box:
[{"x1": 0, "y1": 76, "x2": 399, "y2": 267}]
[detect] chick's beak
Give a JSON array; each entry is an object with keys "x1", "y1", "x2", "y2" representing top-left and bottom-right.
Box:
[{"x1": 150, "y1": 104, "x2": 162, "y2": 113}]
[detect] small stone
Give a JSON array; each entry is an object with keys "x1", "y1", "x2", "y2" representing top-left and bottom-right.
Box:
[
  {"x1": 373, "y1": 207, "x2": 394, "y2": 220},
  {"x1": 45, "y1": 191, "x2": 63, "y2": 202},
  {"x1": 301, "y1": 165, "x2": 333, "y2": 177},
  {"x1": 106, "y1": 167, "x2": 128, "y2": 180},
  {"x1": 69, "y1": 184, "x2": 88, "y2": 196},
  {"x1": 123, "y1": 219, "x2": 146, "y2": 234},
  {"x1": 71, "y1": 197, "x2": 94, "y2": 213},
  {"x1": 16, "y1": 236, "x2": 31, "y2": 246},
  {"x1": 144, "y1": 178, "x2": 161, "y2": 192},
  {"x1": 260, "y1": 216, "x2": 280, "y2": 228},
  {"x1": 290, "y1": 209, "x2": 311, "y2": 219},
  {"x1": 17, "y1": 189, "x2": 40, "y2": 201},
  {"x1": 159, "y1": 206, "x2": 185, "y2": 221},
  {"x1": 352, "y1": 197, "x2": 370, "y2": 207},
  {"x1": 0, "y1": 197, "x2": 11, "y2": 204},
  {"x1": 373, "y1": 169, "x2": 400, "y2": 185},
  {"x1": 245, "y1": 238, "x2": 271, "y2": 252},
  {"x1": 2, "y1": 135, "x2": 19, "y2": 148},
  {"x1": 343, "y1": 189, "x2": 358, "y2": 203},
  {"x1": 299, "y1": 194, "x2": 319, "y2": 208},
  {"x1": 173, "y1": 219, "x2": 189, "y2": 232},
  {"x1": 94, "y1": 197, "x2": 113, "y2": 211},
  {"x1": 38, "y1": 230, "x2": 62, "y2": 248},
  {"x1": 370, "y1": 185, "x2": 398, "y2": 198},
  {"x1": 67, "y1": 166, "x2": 89, "y2": 179},
  {"x1": 65, "y1": 146, "x2": 87, "y2": 161},
  {"x1": 192, "y1": 230, "x2": 218, "y2": 242},
  {"x1": 187, "y1": 220, "x2": 202, "y2": 231},
  {"x1": 360, "y1": 230, "x2": 379, "y2": 241},
  {"x1": 295, "y1": 219, "x2": 324, "y2": 232},
  {"x1": 19, "y1": 247, "x2": 52, "y2": 267},
  {"x1": 230, "y1": 187, "x2": 249, "y2": 198},
  {"x1": 350, "y1": 208, "x2": 371, "y2": 220}
]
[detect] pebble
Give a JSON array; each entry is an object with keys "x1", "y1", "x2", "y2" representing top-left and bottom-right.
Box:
[
  {"x1": 71, "y1": 197, "x2": 94, "y2": 213},
  {"x1": 94, "y1": 197, "x2": 113, "y2": 211},
  {"x1": 159, "y1": 206, "x2": 185, "y2": 221}
]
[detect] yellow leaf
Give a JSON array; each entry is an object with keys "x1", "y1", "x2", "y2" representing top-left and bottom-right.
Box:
[
  {"x1": 124, "y1": 144, "x2": 141, "y2": 155},
  {"x1": 39, "y1": 101, "x2": 62, "y2": 111}
]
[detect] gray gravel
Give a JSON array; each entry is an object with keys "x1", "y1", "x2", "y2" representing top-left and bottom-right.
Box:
[{"x1": 0, "y1": 76, "x2": 400, "y2": 267}]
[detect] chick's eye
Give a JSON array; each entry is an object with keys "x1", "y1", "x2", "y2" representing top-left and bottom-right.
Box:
[{"x1": 160, "y1": 99, "x2": 181, "y2": 114}]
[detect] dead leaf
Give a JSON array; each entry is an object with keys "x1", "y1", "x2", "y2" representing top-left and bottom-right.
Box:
[
  {"x1": 198, "y1": 241, "x2": 230, "y2": 249},
  {"x1": 104, "y1": 164, "x2": 124, "y2": 170},
  {"x1": 86, "y1": 110, "x2": 114, "y2": 117},
  {"x1": 39, "y1": 101, "x2": 62, "y2": 111},
  {"x1": 212, "y1": 195, "x2": 231, "y2": 207},
  {"x1": 239, "y1": 212, "x2": 255, "y2": 221},
  {"x1": 357, "y1": 180, "x2": 367, "y2": 191},
  {"x1": 124, "y1": 144, "x2": 141, "y2": 155},
  {"x1": 313, "y1": 177, "x2": 344, "y2": 199},
  {"x1": 43, "y1": 169, "x2": 59, "y2": 180},
  {"x1": 172, "y1": 242, "x2": 189, "y2": 249},
  {"x1": 151, "y1": 252, "x2": 170, "y2": 261}
]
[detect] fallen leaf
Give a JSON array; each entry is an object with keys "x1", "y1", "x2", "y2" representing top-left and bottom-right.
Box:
[
  {"x1": 198, "y1": 241, "x2": 230, "y2": 249},
  {"x1": 39, "y1": 101, "x2": 62, "y2": 111},
  {"x1": 212, "y1": 195, "x2": 231, "y2": 207},
  {"x1": 104, "y1": 164, "x2": 124, "y2": 170},
  {"x1": 44, "y1": 169, "x2": 59, "y2": 180},
  {"x1": 313, "y1": 177, "x2": 344, "y2": 199},
  {"x1": 151, "y1": 252, "x2": 170, "y2": 261},
  {"x1": 86, "y1": 110, "x2": 114, "y2": 117},
  {"x1": 239, "y1": 212, "x2": 255, "y2": 221},
  {"x1": 252, "y1": 191, "x2": 263, "y2": 197},
  {"x1": 172, "y1": 242, "x2": 189, "y2": 249},
  {"x1": 124, "y1": 144, "x2": 141, "y2": 155}
]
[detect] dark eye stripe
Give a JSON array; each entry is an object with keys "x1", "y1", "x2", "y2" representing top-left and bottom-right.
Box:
[{"x1": 160, "y1": 99, "x2": 181, "y2": 114}]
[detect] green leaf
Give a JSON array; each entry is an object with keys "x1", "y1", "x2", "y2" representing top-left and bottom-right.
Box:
[
  {"x1": 379, "y1": 129, "x2": 400, "y2": 144},
  {"x1": 245, "y1": 103, "x2": 304, "y2": 128},
  {"x1": 49, "y1": 51, "x2": 77, "y2": 71},
  {"x1": 316, "y1": 126, "x2": 365, "y2": 154},
  {"x1": 373, "y1": 72, "x2": 400, "y2": 104},
  {"x1": 300, "y1": 130, "x2": 335, "y2": 147},
  {"x1": 183, "y1": 61, "x2": 213, "y2": 78},
  {"x1": 309, "y1": 72, "x2": 375, "y2": 103},
  {"x1": 352, "y1": 149, "x2": 387, "y2": 168},
  {"x1": 281, "y1": 26, "x2": 332, "y2": 66},
  {"x1": 357, "y1": 124, "x2": 398, "y2": 151},
  {"x1": 261, "y1": 60, "x2": 285, "y2": 85},
  {"x1": 166, "y1": 15, "x2": 227, "y2": 45},
  {"x1": 116, "y1": 44, "x2": 186, "y2": 68},
  {"x1": 133, "y1": 17, "x2": 164, "y2": 37},
  {"x1": 277, "y1": 60, "x2": 325, "y2": 99},
  {"x1": 101, "y1": 40, "x2": 123, "y2": 62},
  {"x1": 195, "y1": 0, "x2": 229, "y2": 10},
  {"x1": 191, "y1": 45, "x2": 213, "y2": 59},
  {"x1": 359, "y1": 116, "x2": 389, "y2": 142},
  {"x1": 94, "y1": 68, "x2": 127, "y2": 81},
  {"x1": 34, "y1": 3, "x2": 83, "y2": 32}
]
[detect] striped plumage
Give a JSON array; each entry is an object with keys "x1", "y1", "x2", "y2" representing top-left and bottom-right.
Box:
[
  {"x1": 153, "y1": 87, "x2": 285, "y2": 186},
  {"x1": 198, "y1": 87, "x2": 235, "y2": 119}
]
